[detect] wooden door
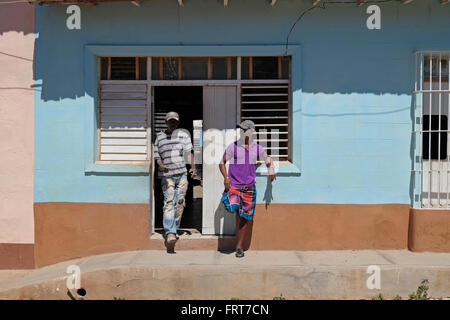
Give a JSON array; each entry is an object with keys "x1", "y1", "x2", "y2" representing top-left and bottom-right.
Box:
[{"x1": 202, "y1": 86, "x2": 238, "y2": 235}]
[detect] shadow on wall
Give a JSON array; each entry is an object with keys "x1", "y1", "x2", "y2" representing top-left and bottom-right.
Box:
[
  {"x1": 215, "y1": 200, "x2": 254, "y2": 252},
  {"x1": 31, "y1": 1, "x2": 420, "y2": 107},
  {"x1": 214, "y1": 201, "x2": 234, "y2": 237},
  {"x1": 0, "y1": 3, "x2": 34, "y2": 36},
  {"x1": 0, "y1": 3, "x2": 36, "y2": 93},
  {"x1": 31, "y1": 0, "x2": 434, "y2": 101}
]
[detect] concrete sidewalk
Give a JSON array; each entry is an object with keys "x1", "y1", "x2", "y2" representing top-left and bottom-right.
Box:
[{"x1": 1, "y1": 249, "x2": 450, "y2": 300}]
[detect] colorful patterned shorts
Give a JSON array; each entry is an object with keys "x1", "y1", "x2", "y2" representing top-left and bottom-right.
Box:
[{"x1": 221, "y1": 185, "x2": 257, "y2": 221}]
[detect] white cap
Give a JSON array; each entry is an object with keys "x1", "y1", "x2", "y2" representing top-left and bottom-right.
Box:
[{"x1": 165, "y1": 111, "x2": 180, "y2": 121}]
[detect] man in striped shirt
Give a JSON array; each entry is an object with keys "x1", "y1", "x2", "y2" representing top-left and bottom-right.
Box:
[{"x1": 154, "y1": 111, "x2": 195, "y2": 248}]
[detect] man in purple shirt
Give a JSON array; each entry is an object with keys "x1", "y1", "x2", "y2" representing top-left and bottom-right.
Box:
[{"x1": 219, "y1": 120, "x2": 276, "y2": 258}]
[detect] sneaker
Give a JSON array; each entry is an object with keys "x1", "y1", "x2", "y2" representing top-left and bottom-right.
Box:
[
  {"x1": 235, "y1": 248, "x2": 244, "y2": 258},
  {"x1": 166, "y1": 233, "x2": 177, "y2": 244}
]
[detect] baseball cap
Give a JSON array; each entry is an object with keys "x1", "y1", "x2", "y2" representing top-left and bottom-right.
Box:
[
  {"x1": 237, "y1": 120, "x2": 255, "y2": 131},
  {"x1": 165, "y1": 111, "x2": 180, "y2": 122}
]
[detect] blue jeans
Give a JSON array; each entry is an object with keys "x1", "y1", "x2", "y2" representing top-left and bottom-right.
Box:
[{"x1": 161, "y1": 173, "x2": 188, "y2": 236}]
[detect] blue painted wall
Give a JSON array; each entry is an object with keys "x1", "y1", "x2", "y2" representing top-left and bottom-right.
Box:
[{"x1": 34, "y1": 0, "x2": 450, "y2": 204}]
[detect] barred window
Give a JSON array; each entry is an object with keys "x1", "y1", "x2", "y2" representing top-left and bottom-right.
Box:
[
  {"x1": 422, "y1": 114, "x2": 447, "y2": 160},
  {"x1": 413, "y1": 52, "x2": 450, "y2": 208}
]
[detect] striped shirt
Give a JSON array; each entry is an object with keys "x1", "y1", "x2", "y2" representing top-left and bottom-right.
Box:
[{"x1": 154, "y1": 129, "x2": 193, "y2": 177}]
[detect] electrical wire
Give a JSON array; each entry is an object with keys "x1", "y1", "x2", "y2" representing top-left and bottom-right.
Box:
[
  {"x1": 0, "y1": 0, "x2": 408, "y2": 55},
  {"x1": 284, "y1": 0, "x2": 401, "y2": 56}
]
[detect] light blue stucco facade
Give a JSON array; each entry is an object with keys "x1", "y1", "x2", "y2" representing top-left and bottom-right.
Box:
[{"x1": 34, "y1": 0, "x2": 450, "y2": 206}]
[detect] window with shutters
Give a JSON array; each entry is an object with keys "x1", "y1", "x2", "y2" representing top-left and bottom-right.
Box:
[
  {"x1": 98, "y1": 55, "x2": 291, "y2": 163},
  {"x1": 240, "y1": 56, "x2": 291, "y2": 162},
  {"x1": 98, "y1": 57, "x2": 149, "y2": 162}
]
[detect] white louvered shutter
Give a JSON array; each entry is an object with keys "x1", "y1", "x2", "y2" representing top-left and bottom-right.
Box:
[
  {"x1": 99, "y1": 83, "x2": 149, "y2": 161},
  {"x1": 241, "y1": 82, "x2": 290, "y2": 161}
]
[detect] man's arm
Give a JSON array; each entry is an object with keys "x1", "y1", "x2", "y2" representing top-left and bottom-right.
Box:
[
  {"x1": 260, "y1": 152, "x2": 276, "y2": 182},
  {"x1": 156, "y1": 159, "x2": 169, "y2": 173},
  {"x1": 154, "y1": 136, "x2": 168, "y2": 173},
  {"x1": 189, "y1": 150, "x2": 196, "y2": 177},
  {"x1": 182, "y1": 132, "x2": 196, "y2": 177},
  {"x1": 219, "y1": 154, "x2": 231, "y2": 191}
]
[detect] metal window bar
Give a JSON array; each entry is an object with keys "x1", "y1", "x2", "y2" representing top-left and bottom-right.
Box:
[
  {"x1": 420, "y1": 52, "x2": 424, "y2": 208},
  {"x1": 413, "y1": 51, "x2": 450, "y2": 209},
  {"x1": 428, "y1": 54, "x2": 432, "y2": 207},
  {"x1": 438, "y1": 52, "x2": 442, "y2": 207}
]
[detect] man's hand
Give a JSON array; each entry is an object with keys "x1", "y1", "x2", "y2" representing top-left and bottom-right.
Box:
[
  {"x1": 268, "y1": 173, "x2": 276, "y2": 183},
  {"x1": 156, "y1": 159, "x2": 169, "y2": 173},
  {"x1": 266, "y1": 156, "x2": 276, "y2": 183},
  {"x1": 189, "y1": 167, "x2": 197, "y2": 178},
  {"x1": 219, "y1": 155, "x2": 230, "y2": 191},
  {"x1": 189, "y1": 152, "x2": 196, "y2": 178},
  {"x1": 224, "y1": 176, "x2": 231, "y2": 191},
  {"x1": 159, "y1": 164, "x2": 169, "y2": 173}
]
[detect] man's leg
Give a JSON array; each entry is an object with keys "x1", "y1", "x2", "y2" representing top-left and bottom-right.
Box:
[
  {"x1": 174, "y1": 174, "x2": 188, "y2": 231},
  {"x1": 235, "y1": 187, "x2": 256, "y2": 255},
  {"x1": 162, "y1": 176, "x2": 177, "y2": 237},
  {"x1": 235, "y1": 214, "x2": 250, "y2": 251}
]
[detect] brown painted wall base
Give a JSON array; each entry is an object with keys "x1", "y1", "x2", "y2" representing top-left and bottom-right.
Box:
[
  {"x1": 0, "y1": 243, "x2": 34, "y2": 269},
  {"x1": 33, "y1": 202, "x2": 236, "y2": 268},
  {"x1": 249, "y1": 203, "x2": 410, "y2": 250},
  {"x1": 30, "y1": 202, "x2": 413, "y2": 268},
  {"x1": 6, "y1": 203, "x2": 450, "y2": 269},
  {"x1": 34, "y1": 202, "x2": 151, "y2": 268},
  {"x1": 409, "y1": 209, "x2": 450, "y2": 252}
]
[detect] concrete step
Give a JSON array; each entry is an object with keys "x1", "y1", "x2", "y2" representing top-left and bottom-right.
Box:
[{"x1": 1, "y1": 250, "x2": 450, "y2": 300}]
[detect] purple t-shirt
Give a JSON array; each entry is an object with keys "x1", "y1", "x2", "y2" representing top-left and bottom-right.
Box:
[{"x1": 224, "y1": 141, "x2": 266, "y2": 188}]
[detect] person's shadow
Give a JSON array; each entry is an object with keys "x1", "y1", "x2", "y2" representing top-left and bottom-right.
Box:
[
  {"x1": 214, "y1": 197, "x2": 237, "y2": 253},
  {"x1": 263, "y1": 178, "x2": 273, "y2": 209}
]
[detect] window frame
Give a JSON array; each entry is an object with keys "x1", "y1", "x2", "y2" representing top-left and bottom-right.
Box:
[
  {"x1": 413, "y1": 50, "x2": 450, "y2": 209},
  {"x1": 84, "y1": 45, "x2": 301, "y2": 174}
]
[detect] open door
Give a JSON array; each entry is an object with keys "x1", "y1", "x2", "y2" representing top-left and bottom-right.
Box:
[{"x1": 202, "y1": 86, "x2": 238, "y2": 235}]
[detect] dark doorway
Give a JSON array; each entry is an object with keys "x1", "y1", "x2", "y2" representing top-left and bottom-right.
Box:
[{"x1": 153, "y1": 86, "x2": 203, "y2": 234}]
